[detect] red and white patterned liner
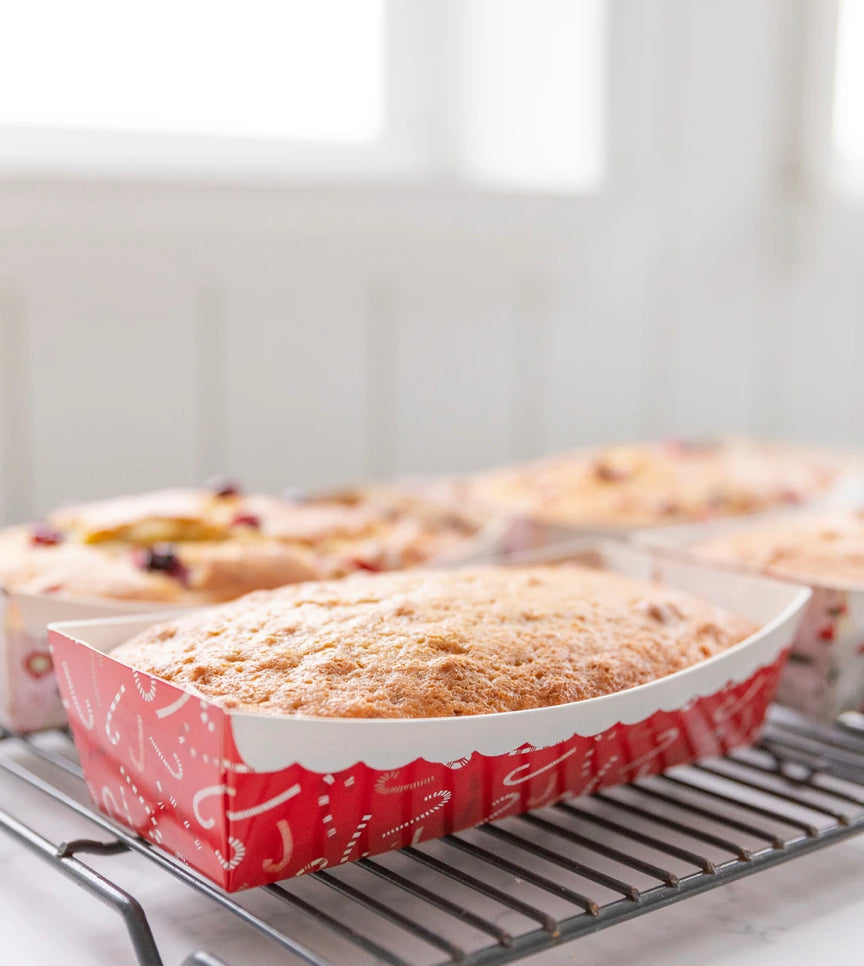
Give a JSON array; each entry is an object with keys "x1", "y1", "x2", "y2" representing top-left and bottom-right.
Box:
[
  {"x1": 0, "y1": 590, "x2": 181, "y2": 733},
  {"x1": 48, "y1": 542, "x2": 809, "y2": 891},
  {"x1": 636, "y1": 520, "x2": 864, "y2": 721}
]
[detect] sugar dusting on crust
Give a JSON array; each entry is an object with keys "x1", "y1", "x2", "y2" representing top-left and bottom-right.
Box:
[{"x1": 110, "y1": 564, "x2": 757, "y2": 719}]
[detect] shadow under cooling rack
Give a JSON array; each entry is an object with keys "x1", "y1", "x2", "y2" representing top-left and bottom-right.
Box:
[{"x1": 2, "y1": 705, "x2": 864, "y2": 966}]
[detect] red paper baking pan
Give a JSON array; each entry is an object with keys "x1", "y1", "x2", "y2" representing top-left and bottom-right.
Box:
[
  {"x1": 637, "y1": 519, "x2": 864, "y2": 720},
  {"x1": 0, "y1": 590, "x2": 181, "y2": 733},
  {"x1": 48, "y1": 542, "x2": 810, "y2": 891}
]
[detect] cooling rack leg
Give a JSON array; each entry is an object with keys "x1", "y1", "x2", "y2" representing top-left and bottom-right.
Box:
[{"x1": 0, "y1": 805, "x2": 164, "y2": 966}]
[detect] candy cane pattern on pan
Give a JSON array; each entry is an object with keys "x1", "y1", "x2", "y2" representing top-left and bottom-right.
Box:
[
  {"x1": 194, "y1": 785, "x2": 231, "y2": 829},
  {"x1": 503, "y1": 745, "x2": 579, "y2": 786},
  {"x1": 582, "y1": 754, "x2": 620, "y2": 795},
  {"x1": 383, "y1": 789, "x2": 452, "y2": 839},
  {"x1": 526, "y1": 772, "x2": 558, "y2": 808},
  {"x1": 340, "y1": 814, "x2": 373, "y2": 863},
  {"x1": 128, "y1": 715, "x2": 146, "y2": 772},
  {"x1": 60, "y1": 661, "x2": 93, "y2": 730},
  {"x1": 295, "y1": 857, "x2": 328, "y2": 876},
  {"x1": 374, "y1": 770, "x2": 436, "y2": 795},
  {"x1": 262, "y1": 820, "x2": 294, "y2": 874},
  {"x1": 116, "y1": 763, "x2": 167, "y2": 846},
  {"x1": 104, "y1": 684, "x2": 126, "y2": 745},
  {"x1": 132, "y1": 670, "x2": 158, "y2": 702},
  {"x1": 711, "y1": 677, "x2": 766, "y2": 737},
  {"x1": 198, "y1": 705, "x2": 217, "y2": 734},
  {"x1": 149, "y1": 735, "x2": 183, "y2": 780},
  {"x1": 227, "y1": 784, "x2": 301, "y2": 822},
  {"x1": 215, "y1": 836, "x2": 246, "y2": 871},
  {"x1": 101, "y1": 786, "x2": 120, "y2": 820},
  {"x1": 322, "y1": 773, "x2": 355, "y2": 788},
  {"x1": 193, "y1": 783, "x2": 302, "y2": 829},
  {"x1": 118, "y1": 786, "x2": 134, "y2": 827},
  {"x1": 317, "y1": 794, "x2": 338, "y2": 838},
  {"x1": 615, "y1": 727, "x2": 680, "y2": 783},
  {"x1": 89, "y1": 651, "x2": 102, "y2": 709},
  {"x1": 484, "y1": 791, "x2": 521, "y2": 823},
  {"x1": 156, "y1": 691, "x2": 191, "y2": 719}
]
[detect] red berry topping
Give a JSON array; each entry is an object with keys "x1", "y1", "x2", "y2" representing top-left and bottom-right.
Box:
[
  {"x1": 31, "y1": 524, "x2": 63, "y2": 546},
  {"x1": 208, "y1": 476, "x2": 242, "y2": 498},
  {"x1": 593, "y1": 461, "x2": 628, "y2": 483},
  {"x1": 231, "y1": 513, "x2": 261, "y2": 528},
  {"x1": 664, "y1": 437, "x2": 717, "y2": 456},
  {"x1": 134, "y1": 543, "x2": 190, "y2": 585},
  {"x1": 350, "y1": 558, "x2": 381, "y2": 573},
  {"x1": 817, "y1": 624, "x2": 836, "y2": 642},
  {"x1": 657, "y1": 500, "x2": 682, "y2": 517}
]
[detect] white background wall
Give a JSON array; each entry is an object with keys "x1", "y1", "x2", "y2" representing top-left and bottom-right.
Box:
[{"x1": 0, "y1": 0, "x2": 861, "y2": 524}]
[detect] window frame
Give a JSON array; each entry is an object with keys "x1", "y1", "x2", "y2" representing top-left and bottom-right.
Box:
[
  {"x1": 0, "y1": 0, "x2": 611, "y2": 195},
  {"x1": 795, "y1": 0, "x2": 864, "y2": 206},
  {"x1": 0, "y1": 1, "x2": 418, "y2": 183},
  {"x1": 796, "y1": 0, "x2": 841, "y2": 198}
]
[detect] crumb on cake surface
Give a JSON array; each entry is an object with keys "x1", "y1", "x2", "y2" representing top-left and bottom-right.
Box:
[{"x1": 110, "y1": 564, "x2": 757, "y2": 719}]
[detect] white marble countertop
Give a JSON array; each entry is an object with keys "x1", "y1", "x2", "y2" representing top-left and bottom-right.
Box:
[{"x1": 1, "y1": 759, "x2": 863, "y2": 966}]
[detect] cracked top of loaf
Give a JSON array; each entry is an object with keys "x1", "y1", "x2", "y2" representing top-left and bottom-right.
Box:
[
  {"x1": 0, "y1": 486, "x2": 478, "y2": 604},
  {"x1": 110, "y1": 564, "x2": 756, "y2": 718},
  {"x1": 462, "y1": 439, "x2": 848, "y2": 528}
]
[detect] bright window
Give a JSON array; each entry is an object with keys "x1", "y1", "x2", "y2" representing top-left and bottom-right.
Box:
[
  {"x1": 462, "y1": 0, "x2": 606, "y2": 191},
  {"x1": 0, "y1": 0, "x2": 385, "y2": 142},
  {"x1": 834, "y1": 0, "x2": 864, "y2": 173},
  {"x1": 0, "y1": 0, "x2": 606, "y2": 191}
]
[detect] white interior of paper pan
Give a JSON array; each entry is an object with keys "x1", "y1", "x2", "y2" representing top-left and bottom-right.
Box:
[{"x1": 49, "y1": 541, "x2": 811, "y2": 772}]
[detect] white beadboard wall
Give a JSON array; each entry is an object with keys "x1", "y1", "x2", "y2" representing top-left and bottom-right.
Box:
[
  {"x1": 4, "y1": 1, "x2": 859, "y2": 523},
  {"x1": 0, "y1": 180, "x2": 861, "y2": 526}
]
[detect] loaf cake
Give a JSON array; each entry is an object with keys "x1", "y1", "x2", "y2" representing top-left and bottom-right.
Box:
[
  {"x1": 0, "y1": 484, "x2": 479, "y2": 605},
  {"x1": 462, "y1": 439, "x2": 847, "y2": 528},
  {"x1": 694, "y1": 511, "x2": 864, "y2": 588},
  {"x1": 110, "y1": 564, "x2": 757, "y2": 718}
]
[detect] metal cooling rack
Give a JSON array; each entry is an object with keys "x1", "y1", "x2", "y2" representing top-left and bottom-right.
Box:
[{"x1": 2, "y1": 705, "x2": 864, "y2": 966}]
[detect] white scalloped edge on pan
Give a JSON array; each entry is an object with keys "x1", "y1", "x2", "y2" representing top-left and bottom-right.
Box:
[{"x1": 49, "y1": 541, "x2": 811, "y2": 772}]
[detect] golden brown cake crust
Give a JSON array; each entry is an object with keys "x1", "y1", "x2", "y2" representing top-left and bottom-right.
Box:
[
  {"x1": 464, "y1": 439, "x2": 845, "y2": 527},
  {"x1": 694, "y1": 511, "x2": 864, "y2": 588},
  {"x1": 0, "y1": 488, "x2": 479, "y2": 605},
  {"x1": 111, "y1": 565, "x2": 756, "y2": 719}
]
